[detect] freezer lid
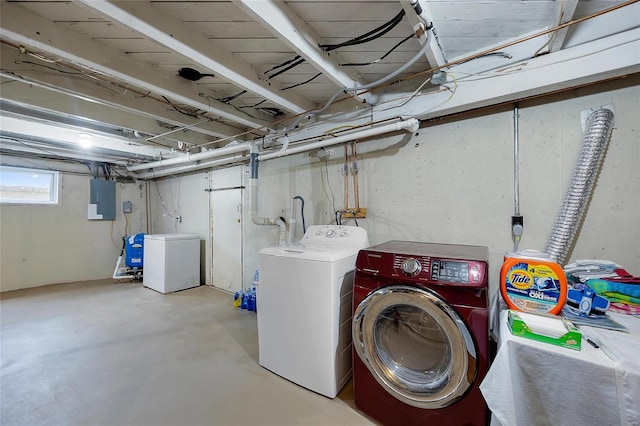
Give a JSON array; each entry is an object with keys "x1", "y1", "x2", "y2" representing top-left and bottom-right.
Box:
[{"x1": 144, "y1": 234, "x2": 200, "y2": 241}]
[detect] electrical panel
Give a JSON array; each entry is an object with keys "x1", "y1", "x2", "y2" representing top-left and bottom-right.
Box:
[
  {"x1": 88, "y1": 179, "x2": 116, "y2": 220},
  {"x1": 123, "y1": 201, "x2": 133, "y2": 214}
]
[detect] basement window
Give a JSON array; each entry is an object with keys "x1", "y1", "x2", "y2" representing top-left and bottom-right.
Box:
[{"x1": 0, "y1": 166, "x2": 59, "y2": 205}]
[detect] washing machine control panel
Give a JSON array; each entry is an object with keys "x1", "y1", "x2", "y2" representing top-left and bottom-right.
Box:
[
  {"x1": 393, "y1": 255, "x2": 486, "y2": 284},
  {"x1": 303, "y1": 225, "x2": 369, "y2": 246}
]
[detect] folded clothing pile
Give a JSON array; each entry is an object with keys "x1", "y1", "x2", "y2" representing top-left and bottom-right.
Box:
[{"x1": 565, "y1": 260, "x2": 640, "y2": 316}]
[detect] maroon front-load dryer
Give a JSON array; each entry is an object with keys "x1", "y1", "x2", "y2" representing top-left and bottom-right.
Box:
[{"x1": 352, "y1": 241, "x2": 490, "y2": 426}]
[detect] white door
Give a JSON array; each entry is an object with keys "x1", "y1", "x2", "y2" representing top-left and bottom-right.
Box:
[{"x1": 209, "y1": 167, "x2": 243, "y2": 293}]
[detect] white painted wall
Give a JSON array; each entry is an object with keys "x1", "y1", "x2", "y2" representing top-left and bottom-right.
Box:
[
  {"x1": 0, "y1": 166, "x2": 147, "y2": 292},
  {"x1": 8, "y1": 78, "x2": 633, "y2": 298},
  {"x1": 239, "y1": 78, "x2": 640, "y2": 298}
]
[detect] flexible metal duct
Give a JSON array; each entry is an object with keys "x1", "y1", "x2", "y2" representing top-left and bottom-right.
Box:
[{"x1": 544, "y1": 108, "x2": 615, "y2": 264}]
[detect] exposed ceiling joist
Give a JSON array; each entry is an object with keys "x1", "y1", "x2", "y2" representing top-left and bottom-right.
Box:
[
  {"x1": 373, "y1": 28, "x2": 640, "y2": 123},
  {"x1": 232, "y1": 0, "x2": 368, "y2": 102},
  {"x1": 400, "y1": 0, "x2": 447, "y2": 68},
  {"x1": 0, "y1": 141, "x2": 131, "y2": 166},
  {"x1": 284, "y1": 27, "x2": 639, "y2": 144},
  {"x1": 75, "y1": 0, "x2": 315, "y2": 115},
  {"x1": 549, "y1": 0, "x2": 580, "y2": 52},
  {"x1": 0, "y1": 48, "x2": 242, "y2": 142},
  {"x1": 0, "y1": 84, "x2": 214, "y2": 148},
  {"x1": 0, "y1": 1, "x2": 273, "y2": 130},
  {"x1": 0, "y1": 0, "x2": 638, "y2": 174},
  {"x1": 1, "y1": 115, "x2": 168, "y2": 159}
]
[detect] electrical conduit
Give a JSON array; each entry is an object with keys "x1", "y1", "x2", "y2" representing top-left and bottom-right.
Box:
[{"x1": 544, "y1": 108, "x2": 615, "y2": 265}]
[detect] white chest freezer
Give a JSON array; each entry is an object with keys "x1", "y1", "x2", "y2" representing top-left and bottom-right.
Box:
[{"x1": 143, "y1": 234, "x2": 200, "y2": 294}]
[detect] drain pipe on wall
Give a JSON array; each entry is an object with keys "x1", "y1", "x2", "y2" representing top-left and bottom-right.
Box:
[
  {"x1": 249, "y1": 143, "x2": 287, "y2": 245},
  {"x1": 544, "y1": 107, "x2": 615, "y2": 265},
  {"x1": 259, "y1": 119, "x2": 420, "y2": 161}
]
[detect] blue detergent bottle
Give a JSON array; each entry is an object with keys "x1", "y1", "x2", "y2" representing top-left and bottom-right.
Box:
[
  {"x1": 241, "y1": 291, "x2": 248, "y2": 310},
  {"x1": 250, "y1": 293, "x2": 257, "y2": 313},
  {"x1": 247, "y1": 292, "x2": 255, "y2": 311}
]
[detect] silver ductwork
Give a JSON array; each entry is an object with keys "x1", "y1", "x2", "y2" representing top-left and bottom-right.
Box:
[{"x1": 544, "y1": 108, "x2": 615, "y2": 265}]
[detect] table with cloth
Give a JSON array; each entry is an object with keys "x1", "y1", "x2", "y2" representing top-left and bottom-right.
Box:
[{"x1": 480, "y1": 309, "x2": 640, "y2": 426}]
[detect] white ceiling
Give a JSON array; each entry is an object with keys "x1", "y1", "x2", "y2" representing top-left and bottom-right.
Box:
[{"x1": 1, "y1": 0, "x2": 639, "y2": 174}]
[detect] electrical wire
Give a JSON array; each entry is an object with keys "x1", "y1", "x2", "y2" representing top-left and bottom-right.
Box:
[
  {"x1": 124, "y1": 212, "x2": 130, "y2": 236},
  {"x1": 282, "y1": 73, "x2": 322, "y2": 91},
  {"x1": 283, "y1": 28, "x2": 432, "y2": 134},
  {"x1": 14, "y1": 60, "x2": 84, "y2": 75},
  {"x1": 339, "y1": 34, "x2": 414, "y2": 67},
  {"x1": 264, "y1": 57, "x2": 306, "y2": 81},
  {"x1": 168, "y1": 177, "x2": 181, "y2": 222},
  {"x1": 534, "y1": 0, "x2": 565, "y2": 57},
  {"x1": 385, "y1": 76, "x2": 433, "y2": 110},
  {"x1": 154, "y1": 179, "x2": 177, "y2": 220},
  {"x1": 216, "y1": 90, "x2": 247, "y2": 104},
  {"x1": 261, "y1": 9, "x2": 407, "y2": 81},
  {"x1": 200, "y1": 92, "x2": 261, "y2": 120},
  {"x1": 239, "y1": 99, "x2": 267, "y2": 109},
  {"x1": 319, "y1": 10, "x2": 406, "y2": 52},
  {"x1": 110, "y1": 220, "x2": 123, "y2": 251},
  {"x1": 162, "y1": 96, "x2": 199, "y2": 118},
  {"x1": 261, "y1": 55, "x2": 302, "y2": 77},
  {"x1": 5, "y1": 0, "x2": 630, "y2": 158}
]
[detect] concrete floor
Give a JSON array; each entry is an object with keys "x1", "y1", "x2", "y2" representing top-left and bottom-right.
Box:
[{"x1": 0, "y1": 280, "x2": 376, "y2": 426}]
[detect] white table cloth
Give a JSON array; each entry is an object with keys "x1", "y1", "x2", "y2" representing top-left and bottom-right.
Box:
[{"x1": 480, "y1": 310, "x2": 640, "y2": 426}]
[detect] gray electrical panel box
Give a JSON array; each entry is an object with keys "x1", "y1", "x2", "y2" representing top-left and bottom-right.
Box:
[
  {"x1": 122, "y1": 201, "x2": 133, "y2": 214},
  {"x1": 88, "y1": 179, "x2": 116, "y2": 220}
]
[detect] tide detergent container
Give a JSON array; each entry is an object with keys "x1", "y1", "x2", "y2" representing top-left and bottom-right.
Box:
[{"x1": 500, "y1": 250, "x2": 567, "y2": 315}]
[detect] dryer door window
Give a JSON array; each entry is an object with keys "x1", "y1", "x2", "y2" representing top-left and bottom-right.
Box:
[{"x1": 353, "y1": 285, "x2": 477, "y2": 409}]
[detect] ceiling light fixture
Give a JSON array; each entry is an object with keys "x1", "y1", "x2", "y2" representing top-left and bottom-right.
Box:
[{"x1": 78, "y1": 133, "x2": 93, "y2": 148}]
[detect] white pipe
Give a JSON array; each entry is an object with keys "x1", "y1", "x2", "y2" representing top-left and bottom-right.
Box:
[
  {"x1": 127, "y1": 141, "x2": 249, "y2": 171},
  {"x1": 135, "y1": 152, "x2": 247, "y2": 179},
  {"x1": 133, "y1": 117, "x2": 420, "y2": 180},
  {"x1": 259, "y1": 119, "x2": 419, "y2": 161},
  {"x1": 248, "y1": 143, "x2": 287, "y2": 245},
  {"x1": 249, "y1": 177, "x2": 286, "y2": 245}
]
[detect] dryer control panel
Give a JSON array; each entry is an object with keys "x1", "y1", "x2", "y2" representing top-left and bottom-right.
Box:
[
  {"x1": 359, "y1": 241, "x2": 489, "y2": 287},
  {"x1": 430, "y1": 259, "x2": 483, "y2": 284},
  {"x1": 393, "y1": 255, "x2": 485, "y2": 285}
]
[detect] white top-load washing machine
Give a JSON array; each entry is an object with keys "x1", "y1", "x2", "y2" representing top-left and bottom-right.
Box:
[{"x1": 258, "y1": 225, "x2": 369, "y2": 398}]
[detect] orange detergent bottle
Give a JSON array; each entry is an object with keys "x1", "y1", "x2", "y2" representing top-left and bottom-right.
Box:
[{"x1": 499, "y1": 250, "x2": 568, "y2": 315}]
